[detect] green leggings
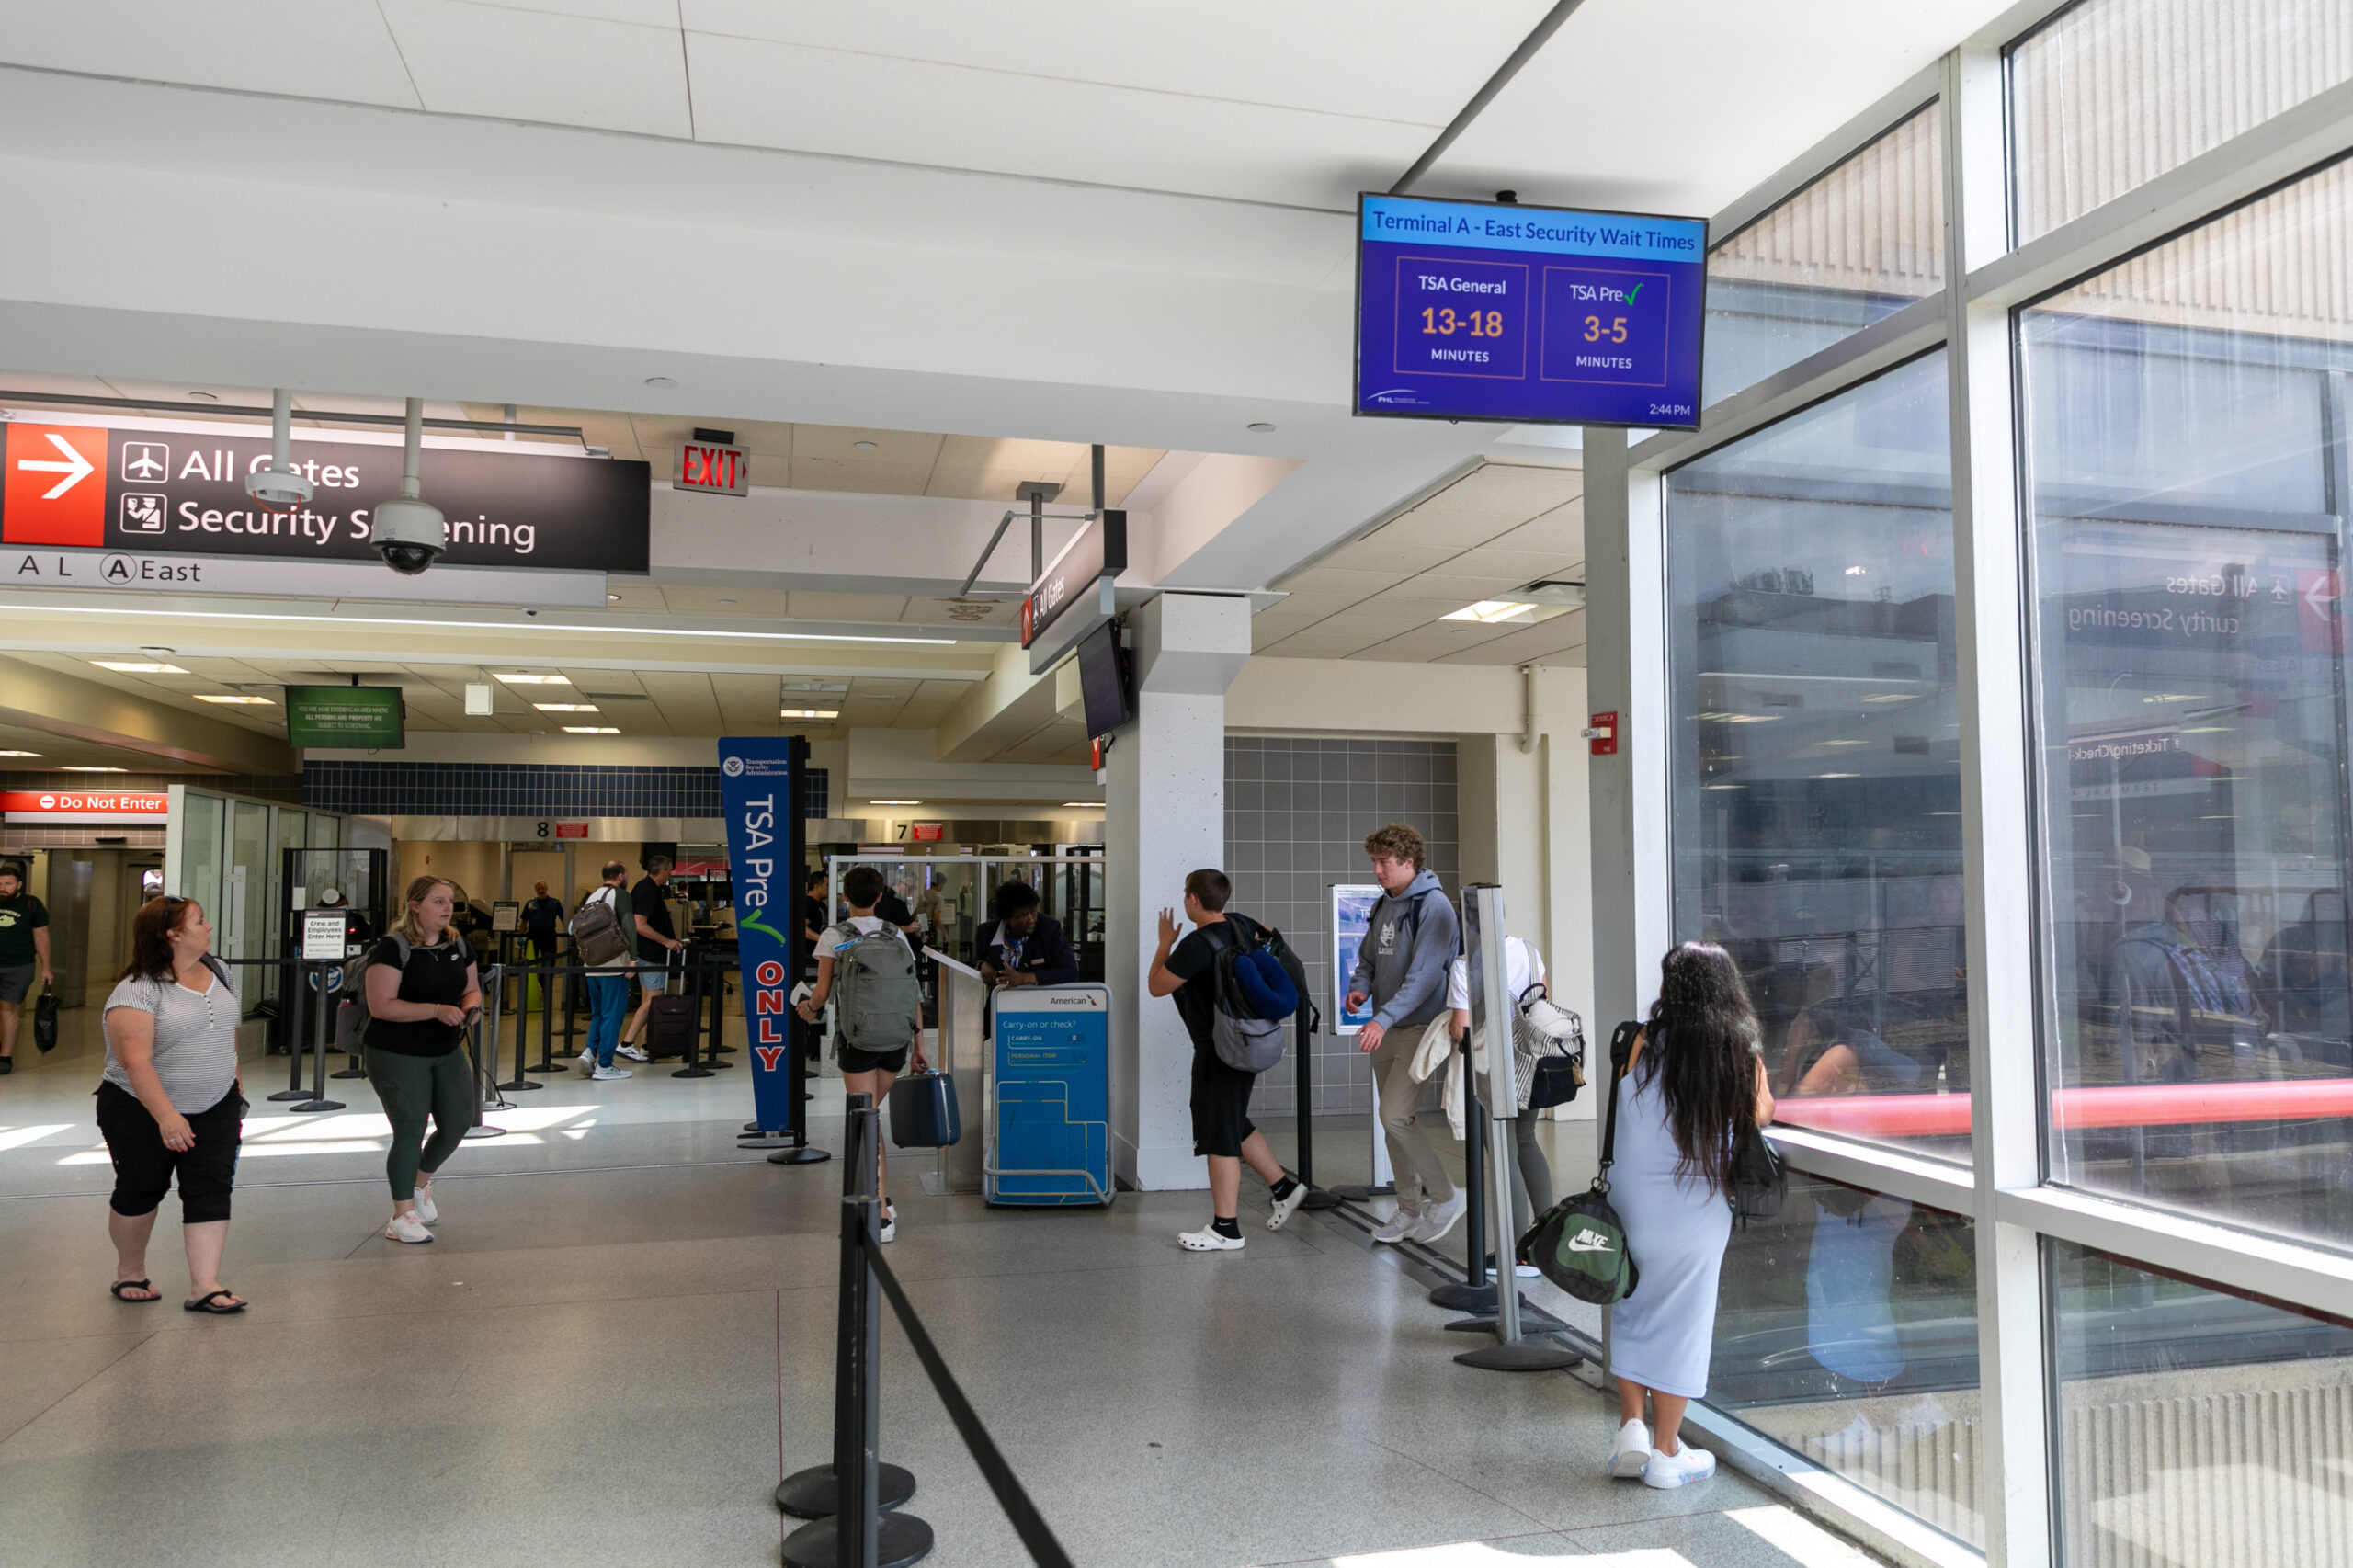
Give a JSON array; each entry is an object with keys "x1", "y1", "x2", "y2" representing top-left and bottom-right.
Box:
[{"x1": 366, "y1": 1048, "x2": 474, "y2": 1202}]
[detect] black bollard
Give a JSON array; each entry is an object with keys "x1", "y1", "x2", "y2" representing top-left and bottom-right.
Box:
[{"x1": 290, "y1": 960, "x2": 345, "y2": 1114}]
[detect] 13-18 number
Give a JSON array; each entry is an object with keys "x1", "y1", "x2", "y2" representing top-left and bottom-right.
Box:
[
  {"x1": 1422, "y1": 307, "x2": 1504, "y2": 337},
  {"x1": 1583, "y1": 315, "x2": 1629, "y2": 344}
]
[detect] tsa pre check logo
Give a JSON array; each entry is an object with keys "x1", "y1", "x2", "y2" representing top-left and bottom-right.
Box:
[{"x1": 722, "y1": 756, "x2": 745, "y2": 777}]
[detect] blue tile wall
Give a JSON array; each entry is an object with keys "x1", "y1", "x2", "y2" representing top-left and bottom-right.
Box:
[{"x1": 305, "y1": 762, "x2": 723, "y2": 817}]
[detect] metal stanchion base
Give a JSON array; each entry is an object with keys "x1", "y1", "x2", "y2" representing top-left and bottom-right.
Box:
[
  {"x1": 265, "y1": 1088, "x2": 310, "y2": 1102},
  {"x1": 1326, "y1": 1183, "x2": 1396, "y2": 1200},
  {"x1": 780, "y1": 1509, "x2": 932, "y2": 1568},
  {"x1": 1454, "y1": 1340, "x2": 1584, "y2": 1372},
  {"x1": 289, "y1": 1097, "x2": 345, "y2": 1113},
  {"x1": 776, "y1": 1462, "x2": 915, "y2": 1517},
  {"x1": 738, "y1": 1132, "x2": 799, "y2": 1148},
  {"x1": 1429, "y1": 1281, "x2": 1497, "y2": 1312},
  {"x1": 767, "y1": 1143, "x2": 833, "y2": 1165},
  {"x1": 1299, "y1": 1187, "x2": 1345, "y2": 1210},
  {"x1": 670, "y1": 1063, "x2": 715, "y2": 1079},
  {"x1": 1445, "y1": 1302, "x2": 1568, "y2": 1335},
  {"x1": 745, "y1": 1121, "x2": 764, "y2": 1132},
  {"x1": 329, "y1": 1065, "x2": 367, "y2": 1080},
  {"x1": 494, "y1": 1077, "x2": 547, "y2": 1092},
  {"x1": 462, "y1": 1125, "x2": 508, "y2": 1140}
]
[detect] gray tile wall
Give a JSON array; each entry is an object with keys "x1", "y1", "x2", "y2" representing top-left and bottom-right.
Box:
[{"x1": 1222, "y1": 736, "x2": 1459, "y2": 1117}]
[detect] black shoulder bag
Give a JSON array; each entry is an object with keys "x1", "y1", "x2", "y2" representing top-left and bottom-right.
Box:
[{"x1": 1517, "y1": 1019, "x2": 1642, "y2": 1304}]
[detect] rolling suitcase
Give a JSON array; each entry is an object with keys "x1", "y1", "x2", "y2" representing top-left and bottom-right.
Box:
[
  {"x1": 889, "y1": 1070, "x2": 961, "y2": 1149},
  {"x1": 643, "y1": 993, "x2": 698, "y2": 1060}
]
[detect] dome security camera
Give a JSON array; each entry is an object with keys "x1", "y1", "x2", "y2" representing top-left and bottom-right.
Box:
[
  {"x1": 370, "y1": 494, "x2": 447, "y2": 575},
  {"x1": 246, "y1": 465, "x2": 313, "y2": 509}
]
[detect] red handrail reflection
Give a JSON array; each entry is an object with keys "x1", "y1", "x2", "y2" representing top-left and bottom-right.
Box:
[{"x1": 1773, "y1": 1079, "x2": 2353, "y2": 1138}]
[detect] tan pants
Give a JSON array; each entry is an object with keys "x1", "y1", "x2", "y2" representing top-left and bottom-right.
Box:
[{"x1": 1370, "y1": 1023, "x2": 1456, "y2": 1215}]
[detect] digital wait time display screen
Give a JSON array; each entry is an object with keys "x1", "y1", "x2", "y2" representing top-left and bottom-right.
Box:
[{"x1": 1355, "y1": 194, "x2": 1708, "y2": 429}]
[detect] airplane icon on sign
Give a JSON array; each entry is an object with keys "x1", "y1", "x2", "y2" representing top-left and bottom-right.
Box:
[{"x1": 121, "y1": 443, "x2": 169, "y2": 482}]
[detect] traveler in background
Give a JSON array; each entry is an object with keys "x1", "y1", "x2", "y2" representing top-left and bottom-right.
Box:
[
  {"x1": 875, "y1": 872, "x2": 926, "y2": 946},
  {"x1": 619, "y1": 855, "x2": 686, "y2": 1058},
  {"x1": 575, "y1": 862, "x2": 636, "y2": 1081},
  {"x1": 797, "y1": 865, "x2": 926, "y2": 1241},
  {"x1": 1606, "y1": 941, "x2": 1775, "y2": 1489},
  {"x1": 521, "y1": 880, "x2": 563, "y2": 960},
  {"x1": 364, "y1": 876, "x2": 484, "y2": 1245},
  {"x1": 1346, "y1": 824, "x2": 1463, "y2": 1245},
  {"x1": 801, "y1": 870, "x2": 830, "y2": 951},
  {"x1": 975, "y1": 881, "x2": 1080, "y2": 989},
  {"x1": 99, "y1": 895, "x2": 246, "y2": 1312},
  {"x1": 1447, "y1": 934, "x2": 1553, "y2": 1265},
  {"x1": 1148, "y1": 868, "x2": 1309, "y2": 1251},
  {"x1": 0, "y1": 859, "x2": 53, "y2": 1075}
]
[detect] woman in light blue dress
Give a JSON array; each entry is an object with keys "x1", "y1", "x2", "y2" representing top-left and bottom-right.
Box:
[{"x1": 1606, "y1": 942, "x2": 1775, "y2": 1489}]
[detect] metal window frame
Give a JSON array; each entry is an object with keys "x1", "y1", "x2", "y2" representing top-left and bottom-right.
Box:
[{"x1": 1597, "y1": 12, "x2": 2353, "y2": 1566}]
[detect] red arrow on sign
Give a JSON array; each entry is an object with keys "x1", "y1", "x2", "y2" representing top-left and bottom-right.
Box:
[{"x1": 1, "y1": 424, "x2": 108, "y2": 545}]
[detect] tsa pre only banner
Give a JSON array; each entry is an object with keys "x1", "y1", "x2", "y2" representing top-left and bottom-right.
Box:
[{"x1": 718, "y1": 737, "x2": 799, "y2": 1132}]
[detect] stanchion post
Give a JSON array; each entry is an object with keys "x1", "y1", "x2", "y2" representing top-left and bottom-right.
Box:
[
  {"x1": 1291, "y1": 1005, "x2": 1341, "y2": 1211},
  {"x1": 466, "y1": 963, "x2": 511, "y2": 1138},
  {"x1": 534, "y1": 945, "x2": 559, "y2": 1073},
  {"x1": 498, "y1": 960, "x2": 546, "y2": 1093},
  {"x1": 267, "y1": 960, "x2": 311, "y2": 1102},
  {"x1": 290, "y1": 959, "x2": 345, "y2": 1114},
  {"x1": 768, "y1": 960, "x2": 831, "y2": 1165}
]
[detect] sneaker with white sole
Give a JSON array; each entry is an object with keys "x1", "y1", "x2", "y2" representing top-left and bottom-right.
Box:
[
  {"x1": 1643, "y1": 1440, "x2": 1716, "y2": 1489},
  {"x1": 384, "y1": 1212, "x2": 434, "y2": 1244},
  {"x1": 1178, "y1": 1225, "x2": 1245, "y2": 1252},
  {"x1": 590, "y1": 1064, "x2": 631, "y2": 1080},
  {"x1": 1370, "y1": 1210, "x2": 1422, "y2": 1244},
  {"x1": 1267, "y1": 1182, "x2": 1310, "y2": 1231},
  {"x1": 1411, "y1": 1193, "x2": 1467, "y2": 1244},
  {"x1": 412, "y1": 1185, "x2": 438, "y2": 1225},
  {"x1": 576, "y1": 1050, "x2": 597, "y2": 1078},
  {"x1": 1607, "y1": 1417, "x2": 1652, "y2": 1478},
  {"x1": 879, "y1": 1205, "x2": 896, "y2": 1244},
  {"x1": 616, "y1": 1044, "x2": 651, "y2": 1062}
]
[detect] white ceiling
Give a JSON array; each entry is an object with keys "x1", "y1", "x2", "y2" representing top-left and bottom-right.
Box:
[
  {"x1": 2, "y1": 1, "x2": 2017, "y2": 212},
  {"x1": 1257, "y1": 460, "x2": 1586, "y2": 666}
]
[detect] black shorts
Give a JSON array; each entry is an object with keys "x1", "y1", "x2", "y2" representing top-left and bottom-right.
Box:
[
  {"x1": 1190, "y1": 1050, "x2": 1259, "y2": 1158},
  {"x1": 97, "y1": 1081, "x2": 243, "y2": 1224},
  {"x1": 838, "y1": 1042, "x2": 910, "y2": 1075}
]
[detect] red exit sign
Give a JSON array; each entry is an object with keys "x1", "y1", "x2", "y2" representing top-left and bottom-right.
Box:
[{"x1": 674, "y1": 438, "x2": 750, "y2": 497}]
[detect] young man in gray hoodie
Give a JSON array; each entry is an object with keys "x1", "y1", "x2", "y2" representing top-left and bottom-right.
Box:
[{"x1": 1346, "y1": 822, "x2": 1465, "y2": 1245}]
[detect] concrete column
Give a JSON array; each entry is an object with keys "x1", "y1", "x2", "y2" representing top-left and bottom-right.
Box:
[{"x1": 1106, "y1": 592, "x2": 1250, "y2": 1190}]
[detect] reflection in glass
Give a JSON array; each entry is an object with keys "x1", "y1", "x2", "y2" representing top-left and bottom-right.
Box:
[
  {"x1": 1712, "y1": 1172, "x2": 1984, "y2": 1546},
  {"x1": 2022, "y1": 158, "x2": 2353, "y2": 1251},
  {"x1": 1667, "y1": 353, "x2": 1968, "y2": 1155},
  {"x1": 2050, "y1": 1239, "x2": 2353, "y2": 1567},
  {"x1": 2009, "y1": 0, "x2": 2353, "y2": 244},
  {"x1": 1703, "y1": 105, "x2": 1942, "y2": 403}
]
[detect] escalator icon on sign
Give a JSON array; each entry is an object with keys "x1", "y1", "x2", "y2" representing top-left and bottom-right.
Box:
[
  {"x1": 119, "y1": 493, "x2": 169, "y2": 534},
  {"x1": 120, "y1": 443, "x2": 169, "y2": 483}
]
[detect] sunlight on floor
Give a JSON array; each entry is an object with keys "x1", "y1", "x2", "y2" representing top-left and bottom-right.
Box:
[
  {"x1": 0, "y1": 1124, "x2": 74, "y2": 1152},
  {"x1": 51, "y1": 1105, "x2": 601, "y2": 1164},
  {"x1": 1727, "y1": 1506, "x2": 1881, "y2": 1567},
  {"x1": 1330, "y1": 1541, "x2": 1688, "y2": 1566}
]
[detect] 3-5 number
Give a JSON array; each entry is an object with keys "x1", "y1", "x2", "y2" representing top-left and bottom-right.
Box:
[{"x1": 1583, "y1": 315, "x2": 1629, "y2": 344}]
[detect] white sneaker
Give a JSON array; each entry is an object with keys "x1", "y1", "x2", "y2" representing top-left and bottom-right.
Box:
[
  {"x1": 1178, "y1": 1224, "x2": 1245, "y2": 1251},
  {"x1": 412, "y1": 1185, "x2": 438, "y2": 1225},
  {"x1": 879, "y1": 1205, "x2": 896, "y2": 1244},
  {"x1": 384, "y1": 1212, "x2": 434, "y2": 1244},
  {"x1": 616, "y1": 1044, "x2": 651, "y2": 1062},
  {"x1": 1608, "y1": 1417, "x2": 1652, "y2": 1478},
  {"x1": 1267, "y1": 1182, "x2": 1310, "y2": 1231},
  {"x1": 590, "y1": 1064, "x2": 631, "y2": 1081},
  {"x1": 1370, "y1": 1210, "x2": 1422, "y2": 1244},
  {"x1": 1514, "y1": 1263, "x2": 1541, "y2": 1278},
  {"x1": 1412, "y1": 1192, "x2": 1467, "y2": 1244},
  {"x1": 576, "y1": 1050, "x2": 597, "y2": 1078},
  {"x1": 1643, "y1": 1440, "x2": 1716, "y2": 1489}
]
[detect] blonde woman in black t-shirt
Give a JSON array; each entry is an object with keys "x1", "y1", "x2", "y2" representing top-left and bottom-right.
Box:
[{"x1": 364, "y1": 876, "x2": 483, "y2": 1244}]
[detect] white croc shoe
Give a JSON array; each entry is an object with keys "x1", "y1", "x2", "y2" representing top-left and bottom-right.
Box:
[
  {"x1": 384, "y1": 1212, "x2": 434, "y2": 1244},
  {"x1": 1643, "y1": 1440, "x2": 1717, "y2": 1489},
  {"x1": 1178, "y1": 1225, "x2": 1245, "y2": 1252},
  {"x1": 1267, "y1": 1182, "x2": 1311, "y2": 1232},
  {"x1": 1608, "y1": 1417, "x2": 1652, "y2": 1478}
]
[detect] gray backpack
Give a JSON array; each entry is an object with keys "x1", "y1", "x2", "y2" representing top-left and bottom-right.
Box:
[{"x1": 834, "y1": 926, "x2": 922, "y2": 1052}]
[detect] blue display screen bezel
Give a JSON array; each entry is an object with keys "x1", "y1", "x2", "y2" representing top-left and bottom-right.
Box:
[{"x1": 1353, "y1": 192, "x2": 1709, "y2": 430}]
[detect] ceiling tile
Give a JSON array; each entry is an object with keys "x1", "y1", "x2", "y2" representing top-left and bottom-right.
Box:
[
  {"x1": 1272, "y1": 565, "x2": 1410, "y2": 597},
  {"x1": 786, "y1": 592, "x2": 911, "y2": 622},
  {"x1": 0, "y1": 1, "x2": 421, "y2": 109},
  {"x1": 381, "y1": 0, "x2": 693, "y2": 138}
]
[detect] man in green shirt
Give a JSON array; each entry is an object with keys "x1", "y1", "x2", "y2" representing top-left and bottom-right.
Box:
[{"x1": 0, "y1": 861, "x2": 53, "y2": 1074}]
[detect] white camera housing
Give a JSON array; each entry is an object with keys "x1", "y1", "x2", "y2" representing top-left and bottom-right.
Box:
[
  {"x1": 369, "y1": 495, "x2": 448, "y2": 575},
  {"x1": 245, "y1": 465, "x2": 314, "y2": 510}
]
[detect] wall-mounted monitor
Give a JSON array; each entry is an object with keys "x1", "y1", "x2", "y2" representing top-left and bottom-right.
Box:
[
  {"x1": 1355, "y1": 193, "x2": 1707, "y2": 429},
  {"x1": 1076, "y1": 621, "x2": 1131, "y2": 739},
  {"x1": 283, "y1": 685, "x2": 405, "y2": 749}
]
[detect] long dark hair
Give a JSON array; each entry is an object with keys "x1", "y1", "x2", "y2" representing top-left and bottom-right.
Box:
[
  {"x1": 119, "y1": 896, "x2": 200, "y2": 982},
  {"x1": 1639, "y1": 941, "x2": 1760, "y2": 1195}
]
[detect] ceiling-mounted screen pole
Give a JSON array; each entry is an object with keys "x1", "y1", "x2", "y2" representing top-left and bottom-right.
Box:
[{"x1": 1091, "y1": 444, "x2": 1105, "y2": 517}]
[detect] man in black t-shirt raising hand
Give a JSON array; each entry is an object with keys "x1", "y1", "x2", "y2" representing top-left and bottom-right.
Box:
[{"x1": 1147, "y1": 868, "x2": 1309, "y2": 1252}]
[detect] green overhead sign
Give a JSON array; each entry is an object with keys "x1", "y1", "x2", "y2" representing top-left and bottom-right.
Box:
[{"x1": 283, "y1": 686, "x2": 405, "y2": 749}]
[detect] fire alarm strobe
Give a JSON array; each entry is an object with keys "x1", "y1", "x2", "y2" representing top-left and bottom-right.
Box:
[{"x1": 1585, "y1": 712, "x2": 1619, "y2": 756}]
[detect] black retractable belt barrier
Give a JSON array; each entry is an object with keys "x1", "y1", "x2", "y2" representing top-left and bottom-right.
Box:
[
  {"x1": 1431, "y1": 1039, "x2": 1571, "y2": 1347},
  {"x1": 764, "y1": 972, "x2": 831, "y2": 1165},
  {"x1": 463, "y1": 965, "x2": 510, "y2": 1141},
  {"x1": 779, "y1": 1095, "x2": 928, "y2": 1568},
  {"x1": 1288, "y1": 1001, "x2": 1342, "y2": 1211},
  {"x1": 288, "y1": 958, "x2": 345, "y2": 1114}
]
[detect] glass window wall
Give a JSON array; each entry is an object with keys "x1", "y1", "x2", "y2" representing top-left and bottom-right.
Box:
[
  {"x1": 2021, "y1": 157, "x2": 2353, "y2": 1251},
  {"x1": 1667, "y1": 353, "x2": 1970, "y2": 1157}
]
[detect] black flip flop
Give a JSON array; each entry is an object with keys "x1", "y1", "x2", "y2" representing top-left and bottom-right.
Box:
[
  {"x1": 183, "y1": 1290, "x2": 247, "y2": 1314},
  {"x1": 109, "y1": 1278, "x2": 159, "y2": 1302}
]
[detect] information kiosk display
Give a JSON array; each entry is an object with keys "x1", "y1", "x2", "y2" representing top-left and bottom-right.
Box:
[{"x1": 985, "y1": 984, "x2": 1112, "y2": 1206}]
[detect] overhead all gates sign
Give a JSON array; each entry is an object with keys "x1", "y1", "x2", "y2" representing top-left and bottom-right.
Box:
[{"x1": 0, "y1": 415, "x2": 649, "y2": 603}]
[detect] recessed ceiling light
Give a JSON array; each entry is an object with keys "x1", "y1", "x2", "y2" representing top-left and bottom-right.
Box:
[
  {"x1": 139, "y1": 646, "x2": 176, "y2": 655},
  {"x1": 643, "y1": 376, "x2": 678, "y2": 389},
  {"x1": 870, "y1": 800, "x2": 922, "y2": 806},
  {"x1": 493, "y1": 673, "x2": 571, "y2": 686},
  {"x1": 780, "y1": 709, "x2": 840, "y2": 720},
  {"x1": 1062, "y1": 801, "x2": 1101, "y2": 808},
  {"x1": 535, "y1": 702, "x2": 599, "y2": 712},
  {"x1": 0, "y1": 749, "x2": 42, "y2": 757},
  {"x1": 853, "y1": 440, "x2": 878, "y2": 450},
  {"x1": 61, "y1": 765, "x2": 130, "y2": 772},
  {"x1": 92, "y1": 660, "x2": 188, "y2": 674},
  {"x1": 187, "y1": 391, "x2": 219, "y2": 403},
  {"x1": 563, "y1": 725, "x2": 620, "y2": 733},
  {"x1": 195, "y1": 694, "x2": 275, "y2": 705},
  {"x1": 1247, "y1": 422, "x2": 1276, "y2": 432},
  {"x1": 606, "y1": 593, "x2": 621, "y2": 603},
  {"x1": 1440, "y1": 600, "x2": 1538, "y2": 625},
  {"x1": 719, "y1": 597, "x2": 737, "y2": 606}
]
